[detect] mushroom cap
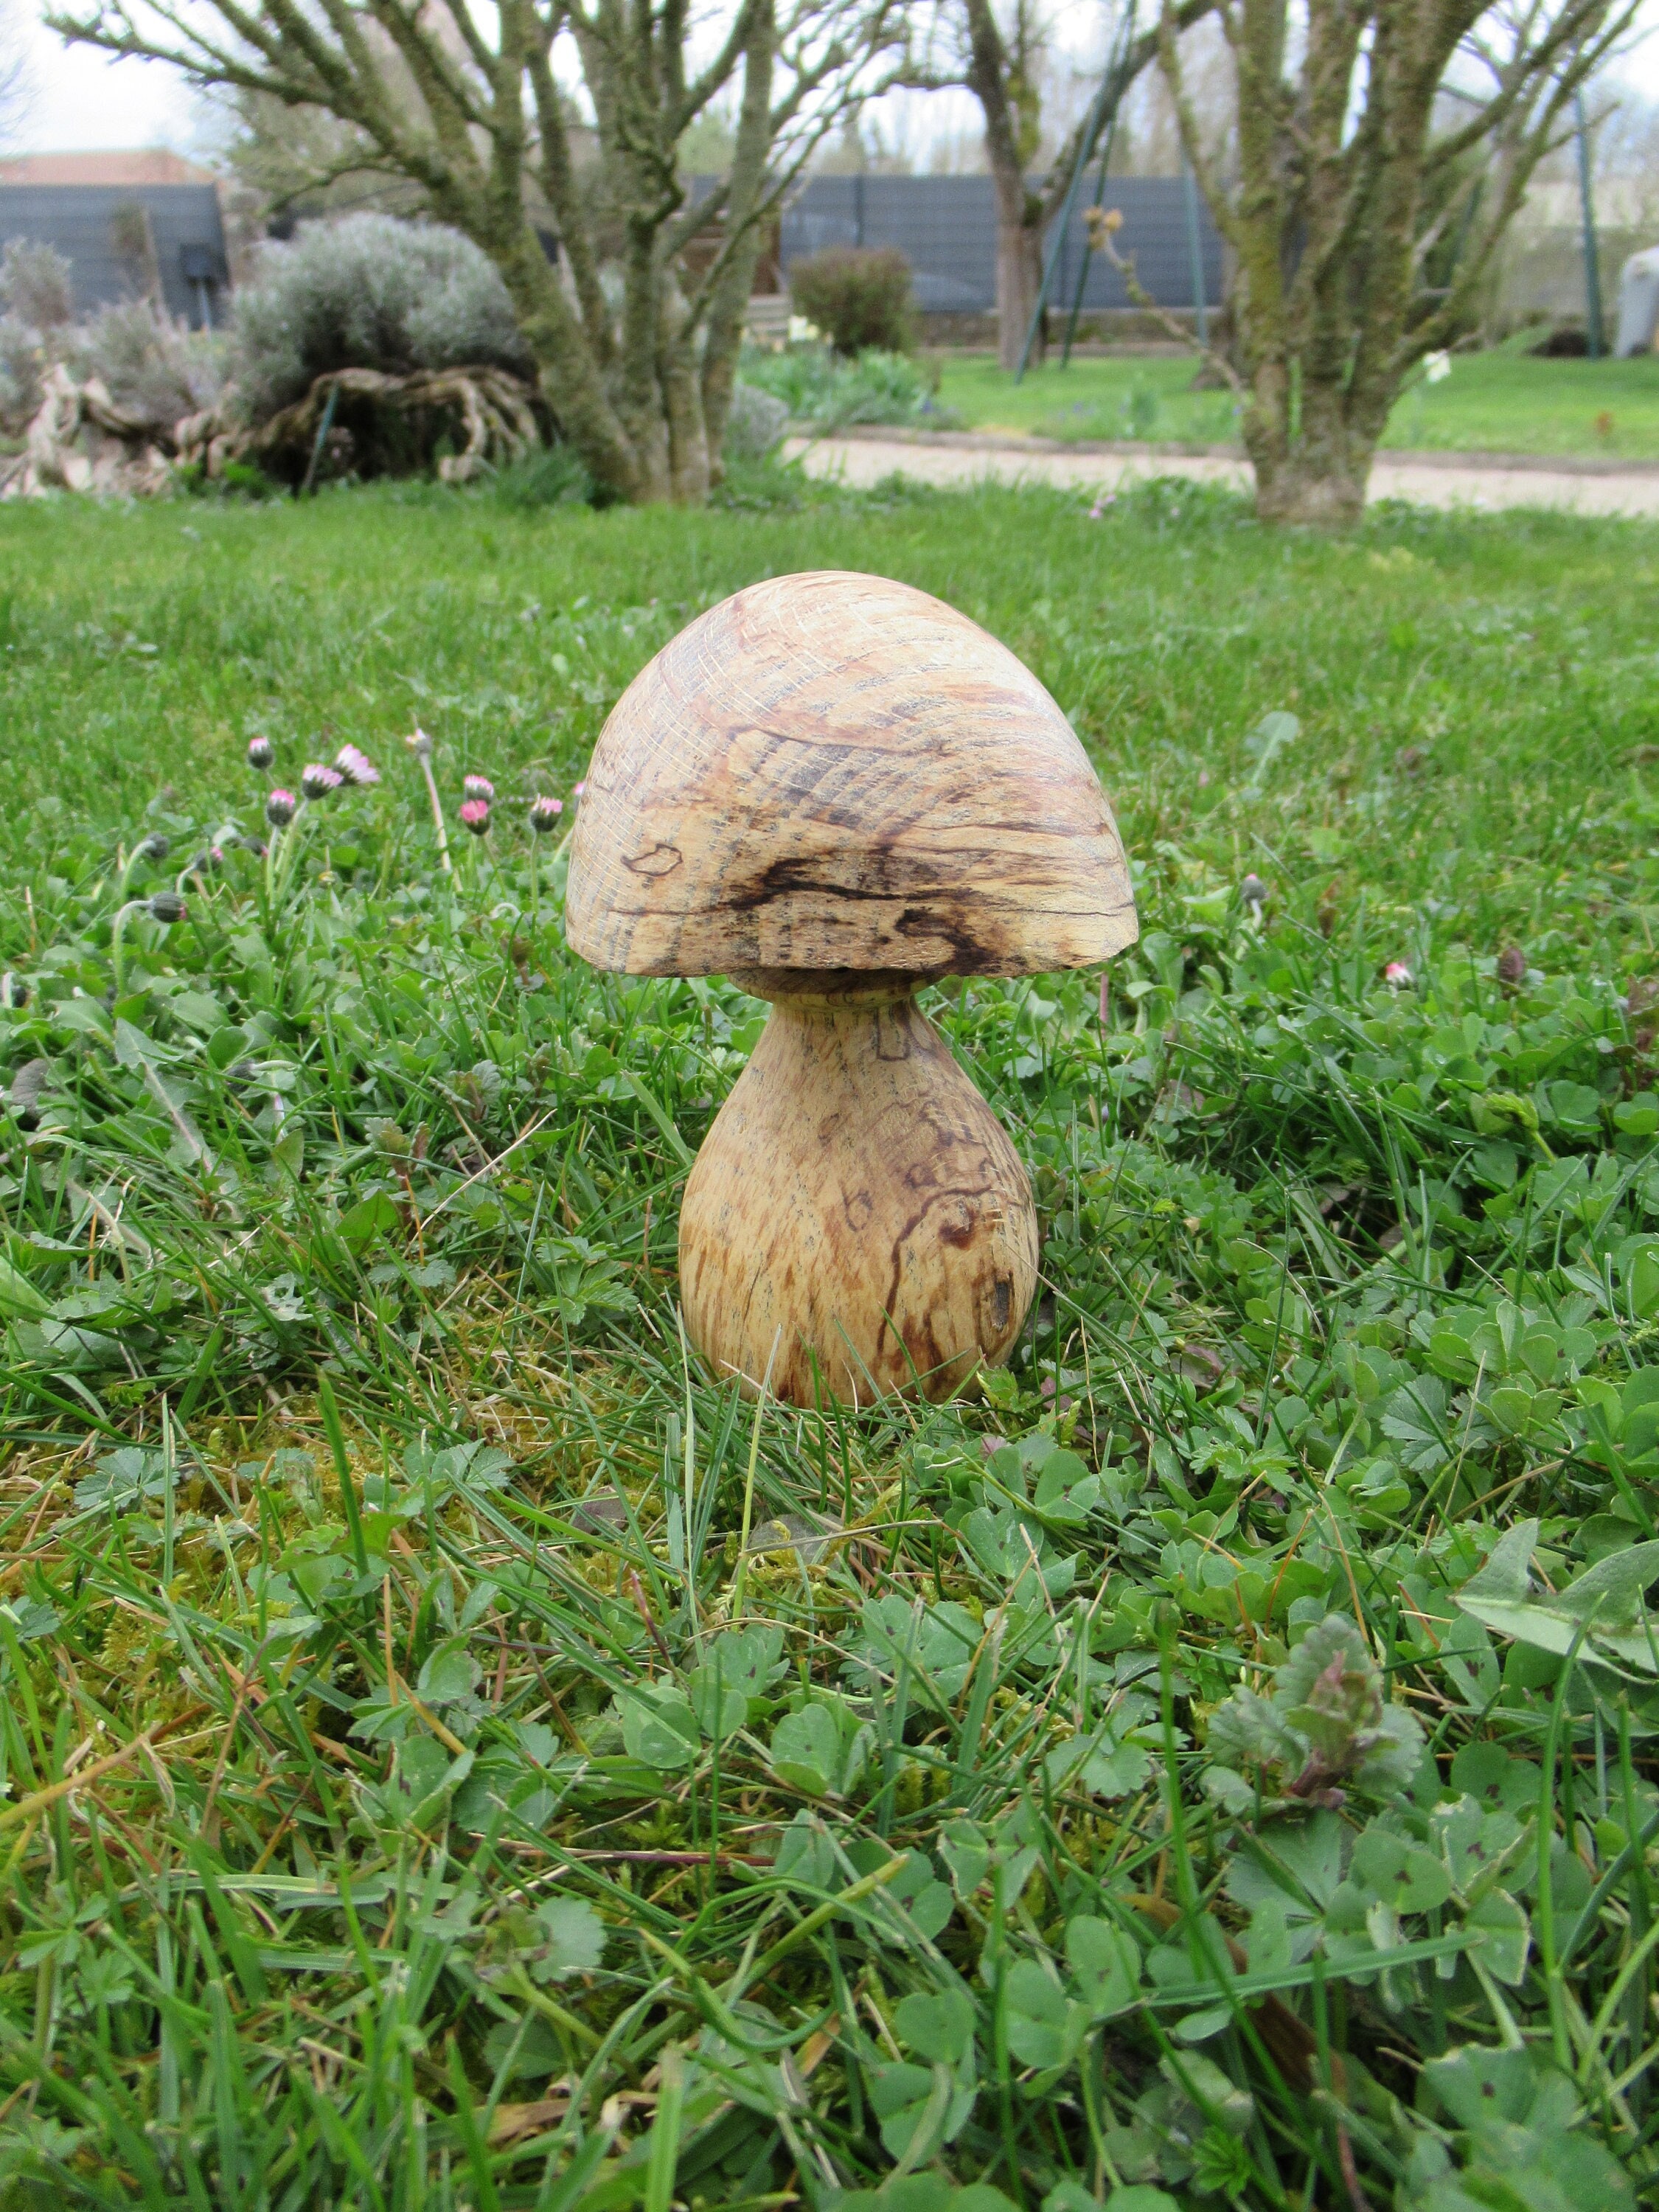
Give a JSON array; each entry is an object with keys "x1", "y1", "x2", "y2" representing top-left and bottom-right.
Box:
[{"x1": 564, "y1": 569, "x2": 1138, "y2": 978}]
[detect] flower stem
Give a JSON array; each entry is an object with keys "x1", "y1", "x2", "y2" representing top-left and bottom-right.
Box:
[
  {"x1": 418, "y1": 757, "x2": 453, "y2": 874},
  {"x1": 271, "y1": 808, "x2": 315, "y2": 909},
  {"x1": 109, "y1": 900, "x2": 141, "y2": 1001}
]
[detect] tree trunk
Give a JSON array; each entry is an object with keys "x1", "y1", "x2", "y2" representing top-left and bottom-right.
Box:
[
  {"x1": 962, "y1": 0, "x2": 1047, "y2": 375},
  {"x1": 1242, "y1": 368, "x2": 1376, "y2": 524},
  {"x1": 698, "y1": 0, "x2": 776, "y2": 480},
  {"x1": 994, "y1": 206, "x2": 1043, "y2": 372},
  {"x1": 1249, "y1": 443, "x2": 1368, "y2": 524},
  {"x1": 495, "y1": 228, "x2": 641, "y2": 502},
  {"x1": 700, "y1": 226, "x2": 763, "y2": 479},
  {"x1": 661, "y1": 272, "x2": 713, "y2": 505}
]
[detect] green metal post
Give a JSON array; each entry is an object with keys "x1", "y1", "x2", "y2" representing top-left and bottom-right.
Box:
[
  {"x1": 1181, "y1": 154, "x2": 1208, "y2": 349},
  {"x1": 1061, "y1": 4, "x2": 1137, "y2": 368},
  {"x1": 1061, "y1": 135, "x2": 1114, "y2": 369},
  {"x1": 1016, "y1": 10, "x2": 1139, "y2": 382}
]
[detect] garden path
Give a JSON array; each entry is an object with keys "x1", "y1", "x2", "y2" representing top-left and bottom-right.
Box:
[{"x1": 785, "y1": 428, "x2": 1659, "y2": 517}]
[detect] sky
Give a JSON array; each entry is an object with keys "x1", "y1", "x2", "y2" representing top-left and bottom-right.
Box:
[
  {"x1": 13, "y1": 9, "x2": 201, "y2": 153},
  {"x1": 7, "y1": 0, "x2": 1659, "y2": 160}
]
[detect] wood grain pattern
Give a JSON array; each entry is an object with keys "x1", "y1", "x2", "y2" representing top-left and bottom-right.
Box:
[
  {"x1": 566, "y1": 569, "x2": 1138, "y2": 979},
  {"x1": 678, "y1": 978, "x2": 1039, "y2": 1405}
]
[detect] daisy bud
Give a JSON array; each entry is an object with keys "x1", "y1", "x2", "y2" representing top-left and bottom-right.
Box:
[
  {"x1": 405, "y1": 726, "x2": 434, "y2": 759},
  {"x1": 1238, "y1": 873, "x2": 1268, "y2": 908},
  {"x1": 529, "y1": 795, "x2": 564, "y2": 833},
  {"x1": 459, "y1": 799, "x2": 492, "y2": 836},
  {"x1": 265, "y1": 788, "x2": 298, "y2": 829},
  {"x1": 1496, "y1": 945, "x2": 1526, "y2": 985},
  {"x1": 1384, "y1": 961, "x2": 1413, "y2": 988},
  {"x1": 463, "y1": 775, "x2": 495, "y2": 804},
  {"x1": 301, "y1": 763, "x2": 344, "y2": 800},
  {"x1": 246, "y1": 736, "x2": 274, "y2": 772},
  {"x1": 133, "y1": 834, "x2": 170, "y2": 864},
  {"x1": 573, "y1": 780, "x2": 587, "y2": 799},
  {"x1": 147, "y1": 891, "x2": 187, "y2": 925},
  {"x1": 335, "y1": 743, "x2": 379, "y2": 787}
]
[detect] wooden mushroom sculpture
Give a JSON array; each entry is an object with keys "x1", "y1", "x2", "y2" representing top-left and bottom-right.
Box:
[{"x1": 565, "y1": 571, "x2": 1138, "y2": 1408}]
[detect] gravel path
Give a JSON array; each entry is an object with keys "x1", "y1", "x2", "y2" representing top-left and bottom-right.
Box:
[{"x1": 783, "y1": 431, "x2": 1659, "y2": 519}]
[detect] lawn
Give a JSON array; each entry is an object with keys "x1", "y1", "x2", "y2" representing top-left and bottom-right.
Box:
[
  {"x1": 938, "y1": 349, "x2": 1659, "y2": 461},
  {"x1": 3, "y1": 465, "x2": 1659, "y2": 2211}
]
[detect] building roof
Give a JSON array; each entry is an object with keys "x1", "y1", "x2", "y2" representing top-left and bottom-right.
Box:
[
  {"x1": 0, "y1": 183, "x2": 230, "y2": 327},
  {"x1": 0, "y1": 150, "x2": 218, "y2": 187}
]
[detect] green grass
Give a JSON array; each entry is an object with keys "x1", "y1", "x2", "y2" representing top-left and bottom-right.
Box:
[
  {"x1": 4, "y1": 465, "x2": 1659, "y2": 2209},
  {"x1": 937, "y1": 350, "x2": 1659, "y2": 460}
]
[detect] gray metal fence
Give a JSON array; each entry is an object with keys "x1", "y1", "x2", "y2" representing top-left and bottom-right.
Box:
[
  {"x1": 0, "y1": 184, "x2": 230, "y2": 329},
  {"x1": 778, "y1": 173, "x2": 1222, "y2": 314}
]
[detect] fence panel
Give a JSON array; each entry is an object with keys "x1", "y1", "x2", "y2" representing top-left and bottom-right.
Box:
[{"x1": 777, "y1": 173, "x2": 1223, "y2": 314}]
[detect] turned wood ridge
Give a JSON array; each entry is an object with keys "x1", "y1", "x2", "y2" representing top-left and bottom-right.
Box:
[{"x1": 566, "y1": 570, "x2": 1138, "y2": 1408}]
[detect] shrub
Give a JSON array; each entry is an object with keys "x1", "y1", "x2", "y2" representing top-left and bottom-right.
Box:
[
  {"x1": 67, "y1": 302, "x2": 225, "y2": 431},
  {"x1": 737, "y1": 344, "x2": 959, "y2": 432},
  {"x1": 787, "y1": 246, "x2": 913, "y2": 356},
  {"x1": 0, "y1": 317, "x2": 44, "y2": 432},
  {"x1": 230, "y1": 214, "x2": 532, "y2": 420},
  {"x1": 0, "y1": 240, "x2": 74, "y2": 333},
  {"x1": 0, "y1": 255, "x2": 222, "y2": 437},
  {"x1": 0, "y1": 242, "x2": 77, "y2": 434}
]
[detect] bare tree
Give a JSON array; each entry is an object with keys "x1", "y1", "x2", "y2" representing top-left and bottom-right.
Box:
[
  {"x1": 203, "y1": 85, "x2": 428, "y2": 224},
  {"x1": 50, "y1": 0, "x2": 905, "y2": 502},
  {"x1": 1157, "y1": 0, "x2": 1642, "y2": 522},
  {"x1": 942, "y1": 0, "x2": 1212, "y2": 371}
]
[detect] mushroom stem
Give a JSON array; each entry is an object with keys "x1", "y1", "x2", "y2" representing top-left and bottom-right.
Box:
[{"x1": 678, "y1": 973, "x2": 1038, "y2": 1408}]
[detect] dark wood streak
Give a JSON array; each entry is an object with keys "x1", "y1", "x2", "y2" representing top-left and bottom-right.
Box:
[{"x1": 622, "y1": 844, "x2": 684, "y2": 877}]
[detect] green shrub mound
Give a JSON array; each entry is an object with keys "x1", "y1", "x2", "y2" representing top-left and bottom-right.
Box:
[
  {"x1": 229, "y1": 212, "x2": 533, "y2": 420},
  {"x1": 740, "y1": 341, "x2": 959, "y2": 431},
  {"x1": 789, "y1": 243, "x2": 915, "y2": 355}
]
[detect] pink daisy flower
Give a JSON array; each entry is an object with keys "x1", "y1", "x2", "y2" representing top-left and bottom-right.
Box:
[{"x1": 335, "y1": 743, "x2": 379, "y2": 787}]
